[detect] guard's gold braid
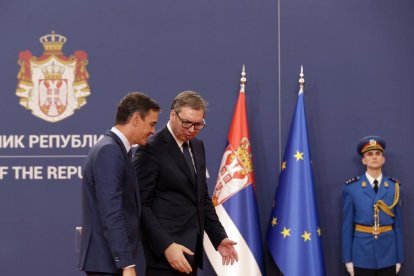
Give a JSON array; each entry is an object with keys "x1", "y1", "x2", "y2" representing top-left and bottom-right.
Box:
[{"x1": 375, "y1": 183, "x2": 400, "y2": 218}]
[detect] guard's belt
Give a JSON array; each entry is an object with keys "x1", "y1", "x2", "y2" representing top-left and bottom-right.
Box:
[{"x1": 355, "y1": 224, "x2": 392, "y2": 235}]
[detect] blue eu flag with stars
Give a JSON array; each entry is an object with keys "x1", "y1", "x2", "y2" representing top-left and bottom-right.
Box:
[{"x1": 266, "y1": 89, "x2": 326, "y2": 276}]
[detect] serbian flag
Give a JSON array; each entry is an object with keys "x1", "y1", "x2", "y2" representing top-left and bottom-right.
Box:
[{"x1": 204, "y1": 68, "x2": 264, "y2": 275}]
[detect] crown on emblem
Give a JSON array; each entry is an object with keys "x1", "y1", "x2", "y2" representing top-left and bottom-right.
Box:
[
  {"x1": 235, "y1": 137, "x2": 253, "y2": 173},
  {"x1": 39, "y1": 31, "x2": 67, "y2": 52},
  {"x1": 41, "y1": 62, "x2": 65, "y2": 79}
]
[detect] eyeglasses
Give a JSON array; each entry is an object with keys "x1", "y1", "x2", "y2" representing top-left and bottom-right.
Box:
[{"x1": 175, "y1": 111, "x2": 206, "y2": 130}]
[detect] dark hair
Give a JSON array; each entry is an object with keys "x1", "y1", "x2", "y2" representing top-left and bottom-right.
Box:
[
  {"x1": 115, "y1": 92, "x2": 160, "y2": 125},
  {"x1": 170, "y1": 90, "x2": 208, "y2": 113}
]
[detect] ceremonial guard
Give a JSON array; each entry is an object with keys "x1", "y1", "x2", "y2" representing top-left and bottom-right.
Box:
[{"x1": 342, "y1": 136, "x2": 404, "y2": 276}]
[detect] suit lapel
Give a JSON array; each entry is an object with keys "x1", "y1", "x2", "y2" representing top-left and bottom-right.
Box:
[
  {"x1": 376, "y1": 177, "x2": 389, "y2": 202},
  {"x1": 105, "y1": 130, "x2": 129, "y2": 157},
  {"x1": 105, "y1": 130, "x2": 141, "y2": 217},
  {"x1": 190, "y1": 140, "x2": 203, "y2": 200},
  {"x1": 106, "y1": 130, "x2": 135, "y2": 174},
  {"x1": 361, "y1": 175, "x2": 376, "y2": 199},
  {"x1": 161, "y1": 127, "x2": 197, "y2": 185},
  {"x1": 360, "y1": 174, "x2": 389, "y2": 202},
  {"x1": 190, "y1": 141, "x2": 200, "y2": 175}
]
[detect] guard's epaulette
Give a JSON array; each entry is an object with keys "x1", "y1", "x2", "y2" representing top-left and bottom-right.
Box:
[
  {"x1": 345, "y1": 176, "x2": 359, "y2": 185},
  {"x1": 388, "y1": 176, "x2": 401, "y2": 185}
]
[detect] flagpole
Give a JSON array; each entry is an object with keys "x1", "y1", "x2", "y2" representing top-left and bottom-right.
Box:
[{"x1": 277, "y1": 0, "x2": 282, "y2": 168}]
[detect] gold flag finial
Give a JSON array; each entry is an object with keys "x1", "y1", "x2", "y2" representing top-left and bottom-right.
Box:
[
  {"x1": 240, "y1": 64, "x2": 247, "y2": 93},
  {"x1": 299, "y1": 65, "x2": 305, "y2": 94}
]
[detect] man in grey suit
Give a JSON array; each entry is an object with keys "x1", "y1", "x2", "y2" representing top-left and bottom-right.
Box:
[
  {"x1": 78, "y1": 92, "x2": 160, "y2": 276},
  {"x1": 134, "y1": 91, "x2": 238, "y2": 276}
]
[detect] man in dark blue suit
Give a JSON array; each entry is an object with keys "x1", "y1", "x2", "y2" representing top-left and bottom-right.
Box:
[
  {"x1": 78, "y1": 92, "x2": 160, "y2": 276},
  {"x1": 342, "y1": 136, "x2": 404, "y2": 276},
  {"x1": 134, "y1": 91, "x2": 238, "y2": 275}
]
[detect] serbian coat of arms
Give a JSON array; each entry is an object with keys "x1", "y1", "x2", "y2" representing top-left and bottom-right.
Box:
[
  {"x1": 212, "y1": 137, "x2": 253, "y2": 206},
  {"x1": 16, "y1": 31, "x2": 90, "y2": 123}
]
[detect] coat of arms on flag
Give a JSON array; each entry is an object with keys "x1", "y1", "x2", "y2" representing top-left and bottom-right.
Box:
[
  {"x1": 15, "y1": 31, "x2": 91, "y2": 123},
  {"x1": 212, "y1": 137, "x2": 253, "y2": 206}
]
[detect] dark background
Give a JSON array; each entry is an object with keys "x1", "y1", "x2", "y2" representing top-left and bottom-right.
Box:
[{"x1": 0, "y1": 0, "x2": 413, "y2": 275}]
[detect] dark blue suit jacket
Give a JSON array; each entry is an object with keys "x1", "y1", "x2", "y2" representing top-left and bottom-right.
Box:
[
  {"x1": 342, "y1": 174, "x2": 404, "y2": 269},
  {"x1": 133, "y1": 126, "x2": 227, "y2": 271},
  {"x1": 78, "y1": 130, "x2": 144, "y2": 274}
]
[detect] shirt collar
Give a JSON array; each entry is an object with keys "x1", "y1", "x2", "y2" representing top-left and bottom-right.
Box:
[
  {"x1": 111, "y1": 126, "x2": 131, "y2": 153},
  {"x1": 365, "y1": 172, "x2": 383, "y2": 187},
  {"x1": 167, "y1": 121, "x2": 186, "y2": 149}
]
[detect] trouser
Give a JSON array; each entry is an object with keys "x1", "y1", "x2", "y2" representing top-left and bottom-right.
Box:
[
  {"x1": 354, "y1": 265, "x2": 396, "y2": 276},
  {"x1": 146, "y1": 267, "x2": 198, "y2": 276},
  {"x1": 86, "y1": 273, "x2": 121, "y2": 276}
]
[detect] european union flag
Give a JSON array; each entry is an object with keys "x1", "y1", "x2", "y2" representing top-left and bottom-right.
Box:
[{"x1": 266, "y1": 76, "x2": 326, "y2": 276}]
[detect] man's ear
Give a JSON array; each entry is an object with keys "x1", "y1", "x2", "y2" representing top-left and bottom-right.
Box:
[
  {"x1": 131, "y1": 112, "x2": 141, "y2": 127},
  {"x1": 361, "y1": 157, "x2": 367, "y2": 165},
  {"x1": 170, "y1": 109, "x2": 175, "y2": 120}
]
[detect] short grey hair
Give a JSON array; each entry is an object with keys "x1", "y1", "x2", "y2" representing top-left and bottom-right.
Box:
[{"x1": 170, "y1": 91, "x2": 208, "y2": 114}]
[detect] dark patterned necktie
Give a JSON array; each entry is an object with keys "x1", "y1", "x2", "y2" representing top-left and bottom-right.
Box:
[
  {"x1": 182, "y1": 142, "x2": 196, "y2": 180},
  {"x1": 373, "y1": 179, "x2": 379, "y2": 193}
]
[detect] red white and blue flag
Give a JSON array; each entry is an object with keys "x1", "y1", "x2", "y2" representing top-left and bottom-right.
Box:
[{"x1": 204, "y1": 68, "x2": 264, "y2": 275}]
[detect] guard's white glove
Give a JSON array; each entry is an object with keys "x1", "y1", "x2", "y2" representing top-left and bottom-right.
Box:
[
  {"x1": 345, "y1": 262, "x2": 354, "y2": 275},
  {"x1": 396, "y1": 263, "x2": 401, "y2": 274}
]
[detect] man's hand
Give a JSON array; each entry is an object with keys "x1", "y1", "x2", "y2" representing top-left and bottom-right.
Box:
[
  {"x1": 217, "y1": 238, "x2": 239, "y2": 266},
  {"x1": 122, "y1": 266, "x2": 136, "y2": 276},
  {"x1": 345, "y1": 262, "x2": 354, "y2": 276},
  {"x1": 164, "y1": 242, "x2": 194, "y2": 274},
  {"x1": 396, "y1": 263, "x2": 401, "y2": 274}
]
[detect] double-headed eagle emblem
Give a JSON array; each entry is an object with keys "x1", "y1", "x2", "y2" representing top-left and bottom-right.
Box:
[{"x1": 16, "y1": 31, "x2": 91, "y2": 122}]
